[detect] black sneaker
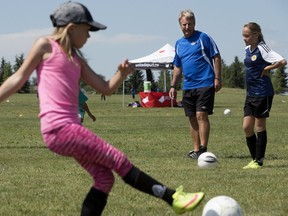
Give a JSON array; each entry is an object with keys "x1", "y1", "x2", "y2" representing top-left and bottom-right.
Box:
[
  {"x1": 187, "y1": 146, "x2": 207, "y2": 159},
  {"x1": 187, "y1": 150, "x2": 199, "y2": 159}
]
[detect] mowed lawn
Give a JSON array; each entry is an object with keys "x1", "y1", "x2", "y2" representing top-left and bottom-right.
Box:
[{"x1": 0, "y1": 88, "x2": 287, "y2": 216}]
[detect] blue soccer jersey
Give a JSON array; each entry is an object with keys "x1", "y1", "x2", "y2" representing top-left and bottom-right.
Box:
[
  {"x1": 173, "y1": 31, "x2": 220, "y2": 90},
  {"x1": 244, "y1": 41, "x2": 284, "y2": 96}
]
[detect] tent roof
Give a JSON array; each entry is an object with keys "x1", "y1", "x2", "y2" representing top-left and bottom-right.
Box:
[{"x1": 129, "y1": 43, "x2": 175, "y2": 69}]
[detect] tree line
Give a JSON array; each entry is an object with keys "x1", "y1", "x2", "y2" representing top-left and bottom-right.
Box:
[
  {"x1": 0, "y1": 54, "x2": 31, "y2": 93},
  {"x1": 1, "y1": 55, "x2": 287, "y2": 95}
]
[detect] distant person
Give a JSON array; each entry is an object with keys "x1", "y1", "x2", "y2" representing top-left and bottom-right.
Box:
[
  {"x1": 79, "y1": 89, "x2": 96, "y2": 123},
  {"x1": 0, "y1": 2, "x2": 204, "y2": 215},
  {"x1": 131, "y1": 85, "x2": 135, "y2": 99},
  {"x1": 169, "y1": 9, "x2": 222, "y2": 159},
  {"x1": 241, "y1": 22, "x2": 287, "y2": 169},
  {"x1": 101, "y1": 94, "x2": 106, "y2": 101}
]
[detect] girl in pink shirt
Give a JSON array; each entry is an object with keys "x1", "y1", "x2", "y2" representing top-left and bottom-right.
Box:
[{"x1": 0, "y1": 2, "x2": 204, "y2": 215}]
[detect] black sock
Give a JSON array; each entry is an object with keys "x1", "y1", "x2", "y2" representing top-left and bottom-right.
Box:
[
  {"x1": 123, "y1": 166, "x2": 175, "y2": 205},
  {"x1": 80, "y1": 187, "x2": 108, "y2": 216},
  {"x1": 256, "y1": 131, "x2": 267, "y2": 166},
  {"x1": 246, "y1": 134, "x2": 256, "y2": 159},
  {"x1": 200, "y1": 145, "x2": 207, "y2": 152}
]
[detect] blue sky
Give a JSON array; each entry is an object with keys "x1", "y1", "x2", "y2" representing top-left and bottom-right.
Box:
[{"x1": 0, "y1": 0, "x2": 287, "y2": 80}]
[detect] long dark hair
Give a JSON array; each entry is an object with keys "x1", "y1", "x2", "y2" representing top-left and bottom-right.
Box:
[{"x1": 244, "y1": 22, "x2": 265, "y2": 43}]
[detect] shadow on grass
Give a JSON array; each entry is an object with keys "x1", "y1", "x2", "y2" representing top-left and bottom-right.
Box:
[
  {"x1": 265, "y1": 164, "x2": 288, "y2": 168},
  {"x1": 220, "y1": 154, "x2": 288, "y2": 168},
  {"x1": 223, "y1": 154, "x2": 284, "y2": 160},
  {"x1": 0, "y1": 145, "x2": 47, "y2": 149}
]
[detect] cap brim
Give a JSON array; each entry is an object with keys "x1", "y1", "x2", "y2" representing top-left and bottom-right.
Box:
[{"x1": 89, "y1": 21, "x2": 107, "y2": 31}]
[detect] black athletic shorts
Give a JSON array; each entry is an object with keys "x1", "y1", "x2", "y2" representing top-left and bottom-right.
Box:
[
  {"x1": 182, "y1": 87, "x2": 215, "y2": 116},
  {"x1": 244, "y1": 95, "x2": 274, "y2": 118}
]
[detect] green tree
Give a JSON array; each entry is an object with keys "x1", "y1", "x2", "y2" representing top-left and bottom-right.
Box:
[
  {"x1": 1, "y1": 59, "x2": 13, "y2": 83},
  {"x1": 224, "y1": 56, "x2": 245, "y2": 88},
  {"x1": 0, "y1": 57, "x2": 6, "y2": 85},
  {"x1": 13, "y1": 54, "x2": 24, "y2": 72},
  {"x1": 221, "y1": 59, "x2": 229, "y2": 87},
  {"x1": 117, "y1": 70, "x2": 145, "y2": 95},
  {"x1": 13, "y1": 54, "x2": 30, "y2": 93},
  {"x1": 157, "y1": 69, "x2": 172, "y2": 92},
  {"x1": 160, "y1": 69, "x2": 183, "y2": 92},
  {"x1": 272, "y1": 66, "x2": 287, "y2": 94},
  {"x1": 127, "y1": 70, "x2": 145, "y2": 93}
]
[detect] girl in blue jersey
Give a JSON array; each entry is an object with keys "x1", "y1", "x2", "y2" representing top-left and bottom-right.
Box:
[{"x1": 242, "y1": 22, "x2": 287, "y2": 169}]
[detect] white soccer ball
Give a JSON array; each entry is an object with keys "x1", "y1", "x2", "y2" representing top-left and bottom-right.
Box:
[
  {"x1": 197, "y1": 152, "x2": 218, "y2": 168},
  {"x1": 202, "y1": 196, "x2": 243, "y2": 216},
  {"x1": 223, "y1": 109, "x2": 231, "y2": 115}
]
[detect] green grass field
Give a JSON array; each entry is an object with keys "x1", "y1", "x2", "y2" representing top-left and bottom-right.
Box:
[{"x1": 1, "y1": 88, "x2": 287, "y2": 216}]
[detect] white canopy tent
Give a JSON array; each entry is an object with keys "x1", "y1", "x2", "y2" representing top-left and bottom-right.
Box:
[
  {"x1": 129, "y1": 43, "x2": 175, "y2": 71},
  {"x1": 123, "y1": 44, "x2": 175, "y2": 107}
]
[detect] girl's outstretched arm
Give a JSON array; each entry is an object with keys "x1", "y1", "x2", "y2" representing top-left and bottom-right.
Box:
[
  {"x1": 0, "y1": 37, "x2": 49, "y2": 103},
  {"x1": 81, "y1": 59, "x2": 134, "y2": 95}
]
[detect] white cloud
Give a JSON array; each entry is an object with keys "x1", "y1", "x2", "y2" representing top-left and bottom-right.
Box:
[
  {"x1": 0, "y1": 28, "x2": 51, "y2": 62},
  {"x1": 0, "y1": 29, "x2": 163, "y2": 63},
  {"x1": 88, "y1": 33, "x2": 163, "y2": 44}
]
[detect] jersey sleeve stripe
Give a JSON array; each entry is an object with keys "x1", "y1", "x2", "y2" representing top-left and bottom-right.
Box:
[{"x1": 259, "y1": 42, "x2": 271, "y2": 53}]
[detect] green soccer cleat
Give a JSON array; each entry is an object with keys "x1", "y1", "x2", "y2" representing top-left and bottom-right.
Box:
[
  {"x1": 243, "y1": 160, "x2": 261, "y2": 169},
  {"x1": 172, "y1": 185, "x2": 204, "y2": 214},
  {"x1": 243, "y1": 160, "x2": 255, "y2": 169}
]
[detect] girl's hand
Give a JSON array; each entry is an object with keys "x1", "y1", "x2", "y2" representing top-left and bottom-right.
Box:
[
  {"x1": 260, "y1": 69, "x2": 269, "y2": 78},
  {"x1": 118, "y1": 59, "x2": 134, "y2": 76}
]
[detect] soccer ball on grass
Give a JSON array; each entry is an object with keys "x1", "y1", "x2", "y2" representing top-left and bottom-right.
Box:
[
  {"x1": 197, "y1": 152, "x2": 218, "y2": 168},
  {"x1": 223, "y1": 109, "x2": 231, "y2": 115},
  {"x1": 202, "y1": 195, "x2": 243, "y2": 216}
]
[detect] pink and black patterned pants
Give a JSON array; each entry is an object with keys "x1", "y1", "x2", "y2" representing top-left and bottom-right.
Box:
[{"x1": 42, "y1": 123, "x2": 132, "y2": 194}]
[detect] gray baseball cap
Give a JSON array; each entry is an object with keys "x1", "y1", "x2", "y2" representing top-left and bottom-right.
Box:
[{"x1": 50, "y1": 1, "x2": 107, "y2": 32}]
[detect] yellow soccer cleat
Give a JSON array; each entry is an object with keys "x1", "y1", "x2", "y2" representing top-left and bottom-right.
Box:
[{"x1": 172, "y1": 185, "x2": 204, "y2": 214}]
